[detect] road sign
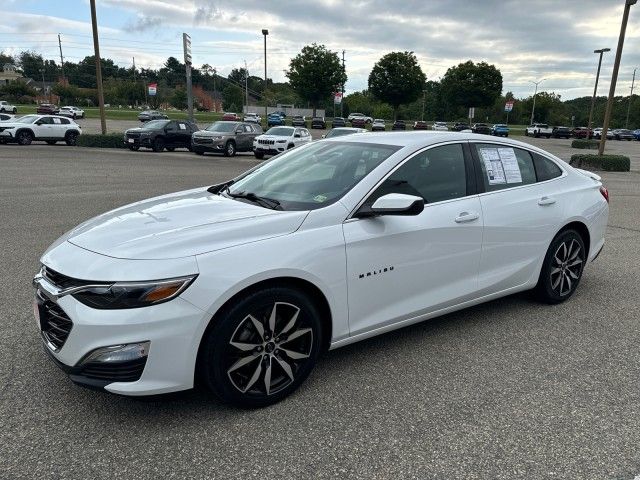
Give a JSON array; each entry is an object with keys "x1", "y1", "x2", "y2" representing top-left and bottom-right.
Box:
[
  {"x1": 183, "y1": 33, "x2": 192, "y2": 65},
  {"x1": 148, "y1": 83, "x2": 157, "y2": 96},
  {"x1": 505, "y1": 101, "x2": 514, "y2": 112},
  {"x1": 334, "y1": 92, "x2": 342, "y2": 104},
  {"x1": 468, "y1": 107, "x2": 475, "y2": 120}
]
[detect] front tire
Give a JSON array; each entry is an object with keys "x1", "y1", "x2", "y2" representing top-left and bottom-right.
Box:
[
  {"x1": 224, "y1": 140, "x2": 236, "y2": 157},
  {"x1": 17, "y1": 130, "x2": 33, "y2": 145},
  {"x1": 199, "y1": 287, "x2": 323, "y2": 408},
  {"x1": 128, "y1": 145, "x2": 140, "y2": 151},
  {"x1": 152, "y1": 137, "x2": 165, "y2": 152},
  {"x1": 536, "y1": 229, "x2": 586, "y2": 304},
  {"x1": 254, "y1": 151, "x2": 264, "y2": 159}
]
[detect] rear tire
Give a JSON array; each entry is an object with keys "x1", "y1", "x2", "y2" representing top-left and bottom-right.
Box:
[
  {"x1": 17, "y1": 130, "x2": 33, "y2": 145},
  {"x1": 128, "y1": 145, "x2": 140, "y2": 151},
  {"x1": 65, "y1": 131, "x2": 78, "y2": 146},
  {"x1": 166, "y1": 147, "x2": 175, "y2": 152},
  {"x1": 536, "y1": 229, "x2": 586, "y2": 304},
  {"x1": 194, "y1": 150, "x2": 204, "y2": 155},
  {"x1": 199, "y1": 286, "x2": 323, "y2": 408}
]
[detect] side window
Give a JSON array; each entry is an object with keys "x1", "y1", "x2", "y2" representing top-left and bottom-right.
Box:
[
  {"x1": 474, "y1": 143, "x2": 536, "y2": 192},
  {"x1": 369, "y1": 144, "x2": 467, "y2": 204},
  {"x1": 59, "y1": 117, "x2": 70, "y2": 124},
  {"x1": 243, "y1": 124, "x2": 252, "y2": 133},
  {"x1": 39, "y1": 117, "x2": 53, "y2": 125},
  {"x1": 532, "y1": 152, "x2": 563, "y2": 181}
]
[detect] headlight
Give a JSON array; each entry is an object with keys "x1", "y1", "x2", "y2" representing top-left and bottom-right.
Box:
[
  {"x1": 276, "y1": 139, "x2": 286, "y2": 143},
  {"x1": 72, "y1": 275, "x2": 197, "y2": 309}
]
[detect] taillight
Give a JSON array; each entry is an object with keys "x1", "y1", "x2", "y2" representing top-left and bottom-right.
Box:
[{"x1": 599, "y1": 186, "x2": 609, "y2": 203}]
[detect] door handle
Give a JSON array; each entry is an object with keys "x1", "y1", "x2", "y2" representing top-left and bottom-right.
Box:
[
  {"x1": 454, "y1": 211, "x2": 480, "y2": 223},
  {"x1": 538, "y1": 196, "x2": 556, "y2": 206}
]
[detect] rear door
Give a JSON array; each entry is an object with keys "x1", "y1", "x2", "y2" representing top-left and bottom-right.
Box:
[{"x1": 470, "y1": 142, "x2": 566, "y2": 295}]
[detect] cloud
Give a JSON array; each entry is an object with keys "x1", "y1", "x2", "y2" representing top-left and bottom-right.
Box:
[{"x1": 125, "y1": 14, "x2": 163, "y2": 31}]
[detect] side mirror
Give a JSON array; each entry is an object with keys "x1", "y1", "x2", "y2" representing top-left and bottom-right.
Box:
[{"x1": 355, "y1": 193, "x2": 424, "y2": 218}]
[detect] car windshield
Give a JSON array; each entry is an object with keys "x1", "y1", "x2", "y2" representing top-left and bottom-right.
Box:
[
  {"x1": 374, "y1": 119, "x2": 384, "y2": 123},
  {"x1": 142, "y1": 119, "x2": 170, "y2": 129},
  {"x1": 266, "y1": 127, "x2": 294, "y2": 136},
  {"x1": 227, "y1": 141, "x2": 400, "y2": 211},
  {"x1": 206, "y1": 122, "x2": 237, "y2": 133},
  {"x1": 15, "y1": 115, "x2": 38, "y2": 124},
  {"x1": 325, "y1": 129, "x2": 359, "y2": 138}
]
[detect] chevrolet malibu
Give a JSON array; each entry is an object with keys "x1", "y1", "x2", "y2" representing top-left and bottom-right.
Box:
[{"x1": 33, "y1": 132, "x2": 609, "y2": 407}]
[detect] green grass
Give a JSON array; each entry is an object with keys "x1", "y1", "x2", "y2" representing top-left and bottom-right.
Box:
[{"x1": 15, "y1": 104, "x2": 224, "y2": 122}]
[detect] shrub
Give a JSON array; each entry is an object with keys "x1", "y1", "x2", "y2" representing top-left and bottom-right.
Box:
[
  {"x1": 571, "y1": 139, "x2": 599, "y2": 149},
  {"x1": 76, "y1": 133, "x2": 125, "y2": 149},
  {"x1": 569, "y1": 154, "x2": 630, "y2": 172}
]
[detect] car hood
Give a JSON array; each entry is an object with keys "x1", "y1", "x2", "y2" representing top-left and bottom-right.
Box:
[
  {"x1": 256, "y1": 134, "x2": 291, "y2": 141},
  {"x1": 125, "y1": 127, "x2": 155, "y2": 134},
  {"x1": 62, "y1": 188, "x2": 309, "y2": 260},
  {"x1": 193, "y1": 130, "x2": 231, "y2": 137}
]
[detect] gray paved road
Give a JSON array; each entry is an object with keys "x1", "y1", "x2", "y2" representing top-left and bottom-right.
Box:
[{"x1": 1, "y1": 143, "x2": 639, "y2": 479}]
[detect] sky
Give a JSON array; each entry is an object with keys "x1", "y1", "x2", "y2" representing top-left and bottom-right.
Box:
[{"x1": 1, "y1": 0, "x2": 639, "y2": 100}]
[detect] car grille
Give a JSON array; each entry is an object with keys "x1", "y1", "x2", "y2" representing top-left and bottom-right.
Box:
[
  {"x1": 79, "y1": 357, "x2": 147, "y2": 382},
  {"x1": 42, "y1": 266, "x2": 93, "y2": 290},
  {"x1": 126, "y1": 133, "x2": 141, "y2": 139},
  {"x1": 36, "y1": 289, "x2": 73, "y2": 351},
  {"x1": 258, "y1": 139, "x2": 275, "y2": 145},
  {"x1": 193, "y1": 137, "x2": 213, "y2": 144}
]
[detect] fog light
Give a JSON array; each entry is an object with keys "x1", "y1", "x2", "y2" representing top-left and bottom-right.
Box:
[{"x1": 79, "y1": 341, "x2": 150, "y2": 365}]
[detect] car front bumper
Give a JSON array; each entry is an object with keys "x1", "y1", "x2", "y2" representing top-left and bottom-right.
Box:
[
  {"x1": 192, "y1": 139, "x2": 226, "y2": 151},
  {"x1": 33, "y1": 265, "x2": 209, "y2": 396},
  {"x1": 254, "y1": 144, "x2": 287, "y2": 155}
]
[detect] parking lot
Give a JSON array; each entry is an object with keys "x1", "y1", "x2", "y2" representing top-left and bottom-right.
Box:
[{"x1": 1, "y1": 139, "x2": 639, "y2": 479}]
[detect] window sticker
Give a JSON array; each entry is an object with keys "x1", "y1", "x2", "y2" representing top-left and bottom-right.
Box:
[
  {"x1": 479, "y1": 147, "x2": 522, "y2": 185},
  {"x1": 53, "y1": 118, "x2": 61, "y2": 124},
  {"x1": 178, "y1": 123, "x2": 187, "y2": 130}
]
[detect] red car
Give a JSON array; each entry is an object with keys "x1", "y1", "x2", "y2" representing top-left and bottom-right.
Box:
[
  {"x1": 413, "y1": 121, "x2": 429, "y2": 130},
  {"x1": 222, "y1": 112, "x2": 240, "y2": 121},
  {"x1": 572, "y1": 127, "x2": 592, "y2": 139},
  {"x1": 36, "y1": 103, "x2": 59, "y2": 114},
  {"x1": 351, "y1": 117, "x2": 366, "y2": 128}
]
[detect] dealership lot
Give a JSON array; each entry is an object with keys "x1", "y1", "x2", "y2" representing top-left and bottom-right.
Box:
[{"x1": 1, "y1": 142, "x2": 639, "y2": 478}]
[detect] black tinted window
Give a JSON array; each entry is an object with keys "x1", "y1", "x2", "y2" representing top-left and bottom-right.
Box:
[
  {"x1": 474, "y1": 144, "x2": 536, "y2": 192},
  {"x1": 532, "y1": 153, "x2": 563, "y2": 181},
  {"x1": 370, "y1": 144, "x2": 467, "y2": 204}
]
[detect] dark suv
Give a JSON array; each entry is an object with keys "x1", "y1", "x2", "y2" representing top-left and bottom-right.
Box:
[
  {"x1": 552, "y1": 126, "x2": 571, "y2": 139},
  {"x1": 191, "y1": 121, "x2": 263, "y2": 156},
  {"x1": 124, "y1": 119, "x2": 198, "y2": 152},
  {"x1": 311, "y1": 117, "x2": 326, "y2": 129}
]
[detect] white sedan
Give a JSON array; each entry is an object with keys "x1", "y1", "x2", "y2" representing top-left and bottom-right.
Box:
[
  {"x1": 33, "y1": 132, "x2": 608, "y2": 407},
  {"x1": 253, "y1": 126, "x2": 312, "y2": 159},
  {"x1": 432, "y1": 121, "x2": 449, "y2": 131}
]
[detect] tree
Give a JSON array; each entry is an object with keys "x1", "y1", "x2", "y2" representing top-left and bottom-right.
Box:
[
  {"x1": 287, "y1": 44, "x2": 346, "y2": 115},
  {"x1": 440, "y1": 61, "x2": 503, "y2": 111},
  {"x1": 223, "y1": 83, "x2": 243, "y2": 112},
  {"x1": 170, "y1": 87, "x2": 188, "y2": 109},
  {"x1": 368, "y1": 51, "x2": 426, "y2": 119}
]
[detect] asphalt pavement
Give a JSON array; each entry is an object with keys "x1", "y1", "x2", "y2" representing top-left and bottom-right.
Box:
[{"x1": 1, "y1": 142, "x2": 639, "y2": 479}]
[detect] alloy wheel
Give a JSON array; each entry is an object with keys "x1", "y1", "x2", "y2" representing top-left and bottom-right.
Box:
[
  {"x1": 225, "y1": 302, "x2": 313, "y2": 396},
  {"x1": 550, "y1": 239, "x2": 584, "y2": 297}
]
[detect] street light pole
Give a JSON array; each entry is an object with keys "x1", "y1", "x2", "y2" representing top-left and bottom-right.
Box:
[
  {"x1": 262, "y1": 29, "x2": 268, "y2": 127},
  {"x1": 625, "y1": 67, "x2": 636, "y2": 128},
  {"x1": 599, "y1": 0, "x2": 637, "y2": 155},
  {"x1": 528, "y1": 79, "x2": 545, "y2": 125},
  {"x1": 587, "y1": 48, "x2": 610, "y2": 135}
]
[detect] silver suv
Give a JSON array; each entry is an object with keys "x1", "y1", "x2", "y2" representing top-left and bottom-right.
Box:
[{"x1": 192, "y1": 121, "x2": 263, "y2": 157}]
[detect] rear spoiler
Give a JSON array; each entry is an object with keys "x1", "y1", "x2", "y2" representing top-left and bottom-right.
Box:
[{"x1": 575, "y1": 168, "x2": 601, "y2": 182}]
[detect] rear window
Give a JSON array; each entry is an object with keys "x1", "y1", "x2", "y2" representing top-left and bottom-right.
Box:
[{"x1": 532, "y1": 153, "x2": 563, "y2": 181}]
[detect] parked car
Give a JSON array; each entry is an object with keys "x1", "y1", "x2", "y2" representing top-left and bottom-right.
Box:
[
  {"x1": 311, "y1": 117, "x2": 326, "y2": 129},
  {"x1": 392, "y1": 120, "x2": 406, "y2": 130},
  {"x1": 267, "y1": 113, "x2": 285, "y2": 127},
  {"x1": 36, "y1": 104, "x2": 59, "y2": 115},
  {"x1": 491, "y1": 124, "x2": 509, "y2": 137},
  {"x1": 243, "y1": 113, "x2": 261, "y2": 124},
  {"x1": 592, "y1": 128, "x2": 614, "y2": 140},
  {"x1": 332, "y1": 117, "x2": 346, "y2": 128},
  {"x1": 633, "y1": 129, "x2": 640, "y2": 140},
  {"x1": 612, "y1": 128, "x2": 634, "y2": 141},
  {"x1": 322, "y1": 127, "x2": 368, "y2": 138},
  {"x1": 124, "y1": 119, "x2": 198, "y2": 152},
  {"x1": 552, "y1": 126, "x2": 571, "y2": 139},
  {"x1": 0, "y1": 114, "x2": 80, "y2": 145},
  {"x1": 291, "y1": 115, "x2": 307, "y2": 127},
  {"x1": 138, "y1": 110, "x2": 168, "y2": 122},
  {"x1": 272, "y1": 110, "x2": 287, "y2": 119},
  {"x1": 351, "y1": 117, "x2": 367, "y2": 128},
  {"x1": 471, "y1": 123, "x2": 491, "y2": 135},
  {"x1": 0, "y1": 113, "x2": 15, "y2": 121},
  {"x1": 571, "y1": 127, "x2": 592, "y2": 139},
  {"x1": 32, "y1": 132, "x2": 609, "y2": 407},
  {"x1": 451, "y1": 122, "x2": 470, "y2": 132},
  {"x1": 431, "y1": 121, "x2": 448, "y2": 131},
  {"x1": 192, "y1": 121, "x2": 262, "y2": 157},
  {"x1": 222, "y1": 112, "x2": 241, "y2": 121},
  {"x1": 525, "y1": 123, "x2": 553, "y2": 138},
  {"x1": 348, "y1": 113, "x2": 373, "y2": 124},
  {"x1": 0, "y1": 100, "x2": 17, "y2": 113},
  {"x1": 412, "y1": 121, "x2": 428, "y2": 130},
  {"x1": 58, "y1": 106, "x2": 85, "y2": 119},
  {"x1": 371, "y1": 119, "x2": 386, "y2": 131},
  {"x1": 253, "y1": 126, "x2": 311, "y2": 158}
]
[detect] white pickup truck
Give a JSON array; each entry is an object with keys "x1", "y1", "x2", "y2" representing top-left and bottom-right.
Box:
[{"x1": 525, "y1": 123, "x2": 553, "y2": 138}]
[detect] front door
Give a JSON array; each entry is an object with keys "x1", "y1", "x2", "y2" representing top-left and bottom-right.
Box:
[{"x1": 343, "y1": 143, "x2": 483, "y2": 337}]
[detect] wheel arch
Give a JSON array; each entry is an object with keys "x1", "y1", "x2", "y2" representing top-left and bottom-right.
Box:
[{"x1": 555, "y1": 220, "x2": 591, "y2": 258}]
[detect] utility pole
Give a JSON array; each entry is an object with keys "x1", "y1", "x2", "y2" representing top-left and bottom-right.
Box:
[
  {"x1": 90, "y1": 0, "x2": 106, "y2": 134},
  {"x1": 132, "y1": 57, "x2": 138, "y2": 107},
  {"x1": 587, "y1": 48, "x2": 610, "y2": 134},
  {"x1": 341, "y1": 50, "x2": 345, "y2": 117},
  {"x1": 183, "y1": 33, "x2": 193, "y2": 122},
  {"x1": 626, "y1": 67, "x2": 636, "y2": 128},
  {"x1": 244, "y1": 59, "x2": 249, "y2": 115},
  {"x1": 58, "y1": 33, "x2": 65, "y2": 85},
  {"x1": 213, "y1": 67, "x2": 217, "y2": 112},
  {"x1": 421, "y1": 89, "x2": 426, "y2": 121},
  {"x1": 262, "y1": 29, "x2": 269, "y2": 126},
  {"x1": 599, "y1": 0, "x2": 637, "y2": 155},
  {"x1": 528, "y1": 78, "x2": 545, "y2": 125}
]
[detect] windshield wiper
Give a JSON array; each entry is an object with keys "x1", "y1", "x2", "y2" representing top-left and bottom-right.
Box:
[{"x1": 226, "y1": 191, "x2": 282, "y2": 210}]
